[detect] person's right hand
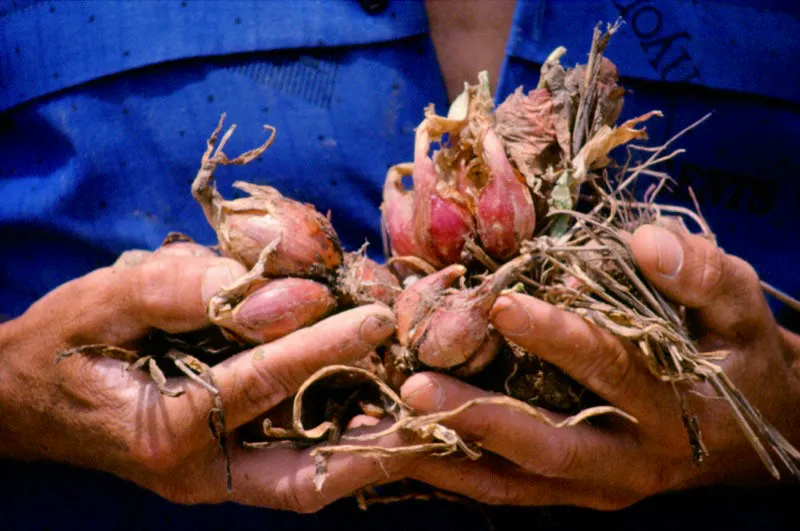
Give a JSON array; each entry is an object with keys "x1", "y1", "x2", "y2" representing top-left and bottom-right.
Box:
[{"x1": 0, "y1": 243, "x2": 398, "y2": 512}]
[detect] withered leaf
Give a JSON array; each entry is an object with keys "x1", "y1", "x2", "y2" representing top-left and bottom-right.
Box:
[
  {"x1": 494, "y1": 87, "x2": 559, "y2": 183},
  {"x1": 572, "y1": 110, "x2": 663, "y2": 178}
]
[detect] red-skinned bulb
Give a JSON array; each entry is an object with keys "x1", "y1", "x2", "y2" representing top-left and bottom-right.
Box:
[{"x1": 476, "y1": 127, "x2": 536, "y2": 260}]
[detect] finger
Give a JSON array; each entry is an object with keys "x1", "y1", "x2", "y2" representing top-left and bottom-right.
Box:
[
  {"x1": 152, "y1": 242, "x2": 218, "y2": 259},
  {"x1": 630, "y1": 225, "x2": 772, "y2": 338},
  {"x1": 159, "y1": 419, "x2": 412, "y2": 511},
  {"x1": 400, "y1": 372, "x2": 662, "y2": 490},
  {"x1": 489, "y1": 293, "x2": 674, "y2": 419},
  {"x1": 24, "y1": 255, "x2": 247, "y2": 348},
  {"x1": 117, "y1": 254, "x2": 247, "y2": 336},
  {"x1": 232, "y1": 421, "x2": 411, "y2": 512},
  {"x1": 169, "y1": 304, "x2": 395, "y2": 437},
  {"x1": 409, "y1": 452, "x2": 642, "y2": 510}
]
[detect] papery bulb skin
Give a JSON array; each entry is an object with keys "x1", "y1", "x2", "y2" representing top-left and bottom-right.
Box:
[
  {"x1": 191, "y1": 119, "x2": 343, "y2": 279},
  {"x1": 476, "y1": 127, "x2": 536, "y2": 260},
  {"x1": 407, "y1": 254, "x2": 534, "y2": 370},
  {"x1": 217, "y1": 182, "x2": 343, "y2": 278},
  {"x1": 337, "y1": 252, "x2": 401, "y2": 307},
  {"x1": 493, "y1": 87, "x2": 559, "y2": 178},
  {"x1": 381, "y1": 163, "x2": 424, "y2": 259},
  {"x1": 394, "y1": 264, "x2": 467, "y2": 347}
]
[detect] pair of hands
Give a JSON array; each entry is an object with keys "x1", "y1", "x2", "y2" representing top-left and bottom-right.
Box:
[{"x1": 1, "y1": 226, "x2": 798, "y2": 512}]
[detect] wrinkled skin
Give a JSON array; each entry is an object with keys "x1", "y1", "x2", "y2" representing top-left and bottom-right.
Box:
[
  {"x1": 399, "y1": 225, "x2": 800, "y2": 509},
  {"x1": 0, "y1": 243, "x2": 401, "y2": 512}
]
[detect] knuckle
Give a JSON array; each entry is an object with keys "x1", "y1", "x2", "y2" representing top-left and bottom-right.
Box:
[
  {"x1": 687, "y1": 243, "x2": 725, "y2": 303},
  {"x1": 585, "y1": 341, "x2": 634, "y2": 398},
  {"x1": 154, "y1": 481, "x2": 199, "y2": 505},
  {"x1": 130, "y1": 438, "x2": 182, "y2": 475},
  {"x1": 530, "y1": 435, "x2": 579, "y2": 478},
  {"x1": 113, "y1": 249, "x2": 152, "y2": 269},
  {"x1": 471, "y1": 476, "x2": 514, "y2": 506},
  {"x1": 273, "y1": 479, "x2": 321, "y2": 513},
  {"x1": 294, "y1": 498, "x2": 324, "y2": 514},
  {"x1": 640, "y1": 460, "x2": 686, "y2": 496},
  {"x1": 133, "y1": 259, "x2": 179, "y2": 318},
  {"x1": 591, "y1": 491, "x2": 642, "y2": 511},
  {"x1": 454, "y1": 397, "x2": 512, "y2": 445},
  {"x1": 238, "y1": 356, "x2": 297, "y2": 416},
  {"x1": 726, "y1": 257, "x2": 766, "y2": 334},
  {"x1": 730, "y1": 255, "x2": 759, "y2": 287},
  {"x1": 460, "y1": 412, "x2": 493, "y2": 444},
  {"x1": 641, "y1": 465, "x2": 675, "y2": 496}
]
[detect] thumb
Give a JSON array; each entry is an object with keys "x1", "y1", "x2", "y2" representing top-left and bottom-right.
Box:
[
  {"x1": 20, "y1": 254, "x2": 247, "y2": 349},
  {"x1": 630, "y1": 224, "x2": 771, "y2": 338}
]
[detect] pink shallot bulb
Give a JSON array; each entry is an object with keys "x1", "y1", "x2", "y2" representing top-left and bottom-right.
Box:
[
  {"x1": 395, "y1": 254, "x2": 533, "y2": 376},
  {"x1": 381, "y1": 163, "x2": 426, "y2": 260},
  {"x1": 410, "y1": 121, "x2": 475, "y2": 268},
  {"x1": 212, "y1": 277, "x2": 336, "y2": 344},
  {"x1": 475, "y1": 127, "x2": 536, "y2": 260}
]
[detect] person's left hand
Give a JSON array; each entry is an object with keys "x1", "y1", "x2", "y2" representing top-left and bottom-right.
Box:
[{"x1": 398, "y1": 224, "x2": 800, "y2": 509}]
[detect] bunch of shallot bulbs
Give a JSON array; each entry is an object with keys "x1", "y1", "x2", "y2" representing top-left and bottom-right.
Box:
[
  {"x1": 381, "y1": 55, "x2": 624, "y2": 396},
  {"x1": 191, "y1": 116, "x2": 401, "y2": 348}
]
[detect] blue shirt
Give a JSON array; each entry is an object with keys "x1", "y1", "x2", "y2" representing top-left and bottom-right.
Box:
[
  {"x1": 1, "y1": 1, "x2": 799, "y2": 528},
  {"x1": 1, "y1": 0, "x2": 799, "y2": 323}
]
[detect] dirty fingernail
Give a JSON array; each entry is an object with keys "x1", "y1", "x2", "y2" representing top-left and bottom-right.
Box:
[
  {"x1": 358, "y1": 313, "x2": 396, "y2": 346},
  {"x1": 202, "y1": 264, "x2": 235, "y2": 306},
  {"x1": 654, "y1": 228, "x2": 684, "y2": 277},
  {"x1": 490, "y1": 295, "x2": 532, "y2": 336},
  {"x1": 401, "y1": 374, "x2": 444, "y2": 411}
]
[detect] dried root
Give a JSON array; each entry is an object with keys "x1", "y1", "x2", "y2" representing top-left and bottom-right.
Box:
[{"x1": 244, "y1": 364, "x2": 635, "y2": 491}]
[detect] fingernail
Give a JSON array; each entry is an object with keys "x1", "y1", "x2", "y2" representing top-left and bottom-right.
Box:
[
  {"x1": 490, "y1": 295, "x2": 532, "y2": 336},
  {"x1": 401, "y1": 374, "x2": 444, "y2": 411},
  {"x1": 358, "y1": 313, "x2": 396, "y2": 346},
  {"x1": 654, "y1": 228, "x2": 684, "y2": 278},
  {"x1": 347, "y1": 415, "x2": 382, "y2": 430},
  {"x1": 202, "y1": 264, "x2": 234, "y2": 306}
]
